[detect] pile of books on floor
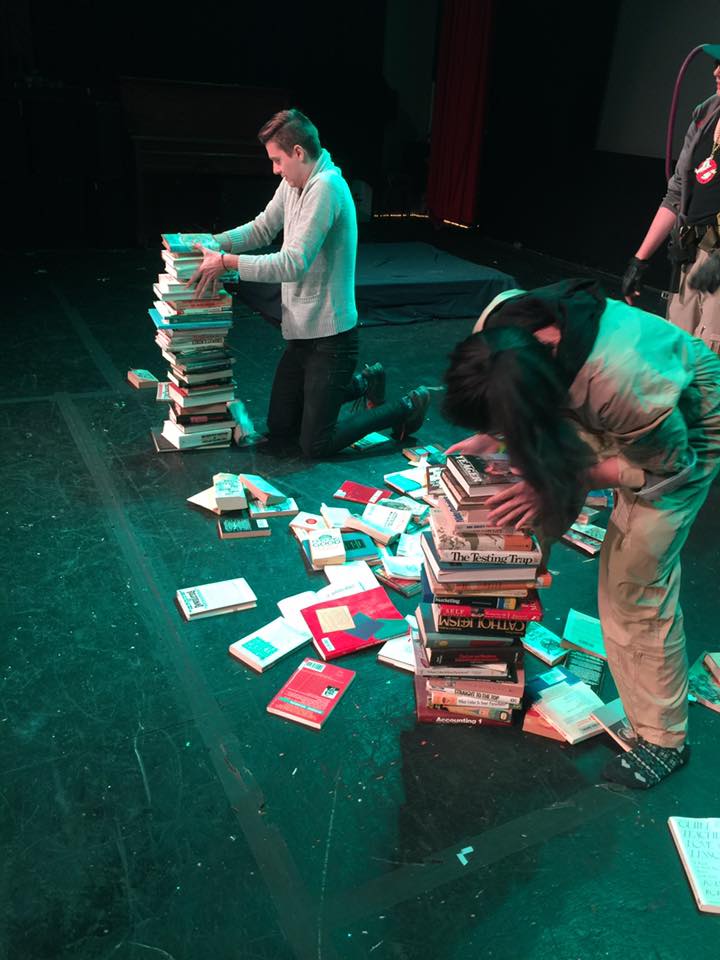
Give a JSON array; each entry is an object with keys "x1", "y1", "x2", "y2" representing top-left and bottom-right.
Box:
[
  {"x1": 151, "y1": 233, "x2": 237, "y2": 451},
  {"x1": 414, "y1": 452, "x2": 549, "y2": 727},
  {"x1": 561, "y1": 489, "x2": 613, "y2": 557}
]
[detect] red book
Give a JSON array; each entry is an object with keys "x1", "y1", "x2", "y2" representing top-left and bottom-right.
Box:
[
  {"x1": 332, "y1": 480, "x2": 391, "y2": 505},
  {"x1": 301, "y1": 585, "x2": 408, "y2": 660},
  {"x1": 266, "y1": 658, "x2": 355, "y2": 729}
]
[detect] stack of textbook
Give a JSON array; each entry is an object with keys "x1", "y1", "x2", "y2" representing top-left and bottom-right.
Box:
[
  {"x1": 414, "y1": 452, "x2": 549, "y2": 726},
  {"x1": 152, "y1": 233, "x2": 237, "y2": 450}
]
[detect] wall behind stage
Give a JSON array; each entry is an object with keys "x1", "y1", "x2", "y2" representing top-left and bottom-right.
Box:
[
  {"x1": 2, "y1": 2, "x2": 390, "y2": 248},
  {"x1": 596, "y1": 0, "x2": 719, "y2": 159}
]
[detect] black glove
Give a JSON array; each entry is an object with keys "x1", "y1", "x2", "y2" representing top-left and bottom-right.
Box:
[
  {"x1": 621, "y1": 256, "x2": 649, "y2": 300},
  {"x1": 688, "y1": 250, "x2": 720, "y2": 293}
]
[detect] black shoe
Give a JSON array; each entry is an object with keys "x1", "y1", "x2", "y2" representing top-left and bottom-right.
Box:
[
  {"x1": 351, "y1": 362, "x2": 386, "y2": 411},
  {"x1": 392, "y1": 387, "x2": 430, "y2": 441}
]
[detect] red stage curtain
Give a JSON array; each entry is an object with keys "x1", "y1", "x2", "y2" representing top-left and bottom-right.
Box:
[{"x1": 426, "y1": 0, "x2": 494, "y2": 227}]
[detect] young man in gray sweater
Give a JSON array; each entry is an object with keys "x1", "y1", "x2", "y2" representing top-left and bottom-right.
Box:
[{"x1": 191, "y1": 108, "x2": 428, "y2": 458}]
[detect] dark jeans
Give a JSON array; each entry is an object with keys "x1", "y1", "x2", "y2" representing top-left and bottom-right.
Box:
[{"x1": 267, "y1": 327, "x2": 408, "y2": 458}]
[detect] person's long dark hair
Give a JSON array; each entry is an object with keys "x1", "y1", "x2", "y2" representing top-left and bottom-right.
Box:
[{"x1": 442, "y1": 325, "x2": 594, "y2": 538}]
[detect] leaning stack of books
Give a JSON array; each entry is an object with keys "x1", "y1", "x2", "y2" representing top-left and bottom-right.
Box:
[
  {"x1": 152, "y1": 233, "x2": 237, "y2": 451},
  {"x1": 414, "y1": 452, "x2": 549, "y2": 726}
]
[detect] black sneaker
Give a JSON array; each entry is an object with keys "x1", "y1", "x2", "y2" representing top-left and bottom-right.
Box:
[{"x1": 392, "y1": 387, "x2": 430, "y2": 441}]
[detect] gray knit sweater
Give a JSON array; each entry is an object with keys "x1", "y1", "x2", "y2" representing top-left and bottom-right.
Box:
[{"x1": 215, "y1": 149, "x2": 358, "y2": 340}]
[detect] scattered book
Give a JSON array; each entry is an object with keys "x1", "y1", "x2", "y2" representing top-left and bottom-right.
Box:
[
  {"x1": 704, "y1": 652, "x2": 720, "y2": 685},
  {"x1": 563, "y1": 649, "x2": 607, "y2": 695},
  {"x1": 301, "y1": 585, "x2": 408, "y2": 661},
  {"x1": 590, "y1": 698, "x2": 638, "y2": 751},
  {"x1": 584, "y1": 488, "x2": 614, "y2": 508},
  {"x1": 688, "y1": 651, "x2": 720, "y2": 714},
  {"x1": 522, "y1": 622, "x2": 567, "y2": 666},
  {"x1": 561, "y1": 527, "x2": 602, "y2": 557},
  {"x1": 239, "y1": 473, "x2": 286, "y2": 505},
  {"x1": 667, "y1": 817, "x2": 720, "y2": 914},
  {"x1": 213, "y1": 473, "x2": 247, "y2": 511},
  {"x1": 377, "y1": 631, "x2": 416, "y2": 673},
  {"x1": 561, "y1": 608, "x2": 607, "y2": 660},
  {"x1": 267, "y1": 658, "x2": 355, "y2": 729},
  {"x1": 324, "y1": 560, "x2": 379, "y2": 592},
  {"x1": 402, "y1": 443, "x2": 446, "y2": 465},
  {"x1": 320, "y1": 503, "x2": 352, "y2": 528},
  {"x1": 445, "y1": 453, "x2": 519, "y2": 497},
  {"x1": 175, "y1": 577, "x2": 256, "y2": 620},
  {"x1": 289, "y1": 511, "x2": 327, "y2": 534},
  {"x1": 248, "y1": 497, "x2": 299, "y2": 519},
  {"x1": 383, "y1": 466, "x2": 426, "y2": 498},
  {"x1": 530, "y1": 668, "x2": 604, "y2": 744},
  {"x1": 351, "y1": 431, "x2": 391, "y2": 450},
  {"x1": 569, "y1": 521, "x2": 606, "y2": 543},
  {"x1": 308, "y1": 527, "x2": 346, "y2": 568},
  {"x1": 333, "y1": 480, "x2": 391, "y2": 505},
  {"x1": 228, "y1": 616, "x2": 310, "y2": 673},
  {"x1": 217, "y1": 513, "x2": 271, "y2": 539},
  {"x1": 128, "y1": 368, "x2": 159, "y2": 389},
  {"x1": 187, "y1": 485, "x2": 220, "y2": 515}
]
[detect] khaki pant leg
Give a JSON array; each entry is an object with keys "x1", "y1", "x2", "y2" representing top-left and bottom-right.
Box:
[
  {"x1": 598, "y1": 495, "x2": 689, "y2": 747},
  {"x1": 668, "y1": 249, "x2": 720, "y2": 351}
]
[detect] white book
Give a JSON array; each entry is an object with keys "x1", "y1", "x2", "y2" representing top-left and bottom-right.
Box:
[
  {"x1": 377, "y1": 632, "x2": 415, "y2": 672},
  {"x1": 668, "y1": 817, "x2": 720, "y2": 914},
  {"x1": 561, "y1": 608, "x2": 607, "y2": 660},
  {"x1": 382, "y1": 554, "x2": 422, "y2": 580},
  {"x1": 161, "y1": 421, "x2": 232, "y2": 449},
  {"x1": 324, "y1": 560, "x2": 378, "y2": 591},
  {"x1": 176, "y1": 577, "x2": 256, "y2": 620},
  {"x1": 320, "y1": 502, "x2": 353, "y2": 529},
  {"x1": 308, "y1": 528, "x2": 346, "y2": 567},
  {"x1": 522, "y1": 622, "x2": 567, "y2": 666},
  {"x1": 228, "y1": 616, "x2": 310, "y2": 672},
  {"x1": 386, "y1": 495, "x2": 430, "y2": 521},
  {"x1": 396, "y1": 532, "x2": 423, "y2": 558},
  {"x1": 590, "y1": 698, "x2": 638, "y2": 752},
  {"x1": 212, "y1": 473, "x2": 248, "y2": 511},
  {"x1": 277, "y1": 591, "x2": 318, "y2": 632},
  {"x1": 289, "y1": 511, "x2": 327, "y2": 534},
  {"x1": 239, "y1": 473, "x2": 286, "y2": 505},
  {"x1": 362, "y1": 500, "x2": 412, "y2": 536},
  {"x1": 533, "y1": 680, "x2": 604, "y2": 744},
  {"x1": 186, "y1": 485, "x2": 220, "y2": 515}
]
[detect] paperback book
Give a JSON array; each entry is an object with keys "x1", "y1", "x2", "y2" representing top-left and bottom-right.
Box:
[
  {"x1": 301, "y1": 585, "x2": 408, "y2": 661},
  {"x1": 217, "y1": 513, "x2": 271, "y2": 539},
  {"x1": 561, "y1": 608, "x2": 607, "y2": 660},
  {"x1": 667, "y1": 816, "x2": 720, "y2": 914},
  {"x1": 175, "y1": 577, "x2": 256, "y2": 620},
  {"x1": 228, "y1": 616, "x2": 310, "y2": 673},
  {"x1": 267, "y1": 658, "x2": 355, "y2": 729}
]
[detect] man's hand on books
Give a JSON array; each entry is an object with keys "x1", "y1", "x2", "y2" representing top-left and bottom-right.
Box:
[
  {"x1": 485, "y1": 479, "x2": 541, "y2": 528},
  {"x1": 189, "y1": 244, "x2": 224, "y2": 298},
  {"x1": 445, "y1": 433, "x2": 503, "y2": 457}
]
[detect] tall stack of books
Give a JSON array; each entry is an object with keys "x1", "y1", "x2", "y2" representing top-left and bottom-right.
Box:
[
  {"x1": 414, "y1": 452, "x2": 548, "y2": 726},
  {"x1": 152, "y1": 233, "x2": 237, "y2": 451}
]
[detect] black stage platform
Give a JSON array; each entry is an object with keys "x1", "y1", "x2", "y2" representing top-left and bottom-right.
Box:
[
  {"x1": 2, "y1": 227, "x2": 718, "y2": 960},
  {"x1": 235, "y1": 240, "x2": 516, "y2": 326}
]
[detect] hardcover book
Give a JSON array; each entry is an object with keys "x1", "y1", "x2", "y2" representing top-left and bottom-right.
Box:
[
  {"x1": 435, "y1": 593, "x2": 542, "y2": 622},
  {"x1": 414, "y1": 676, "x2": 514, "y2": 726},
  {"x1": 175, "y1": 577, "x2": 256, "y2": 620},
  {"x1": 239, "y1": 473, "x2": 287, "y2": 505},
  {"x1": 267, "y1": 658, "x2": 355, "y2": 729},
  {"x1": 561, "y1": 608, "x2": 607, "y2": 660},
  {"x1": 160, "y1": 421, "x2": 232, "y2": 449},
  {"x1": 217, "y1": 512, "x2": 271, "y2": 539},
  {"x1": 228, "y1": 616, "x2": 310, "y2": 673},
  {"x1": 667, "y1": 817, "x2": 720, "y2": 914},
  {"x1": 422, "y1": 562, "x2": 534, "y2": 597},
  {"x1": 333, "y1": 480, "x2": 391, "y2": 505},
  {"x1": 420, "y1": 533, "x2": 539, "y2": 582},
  {"x1": 445, "y1": 453, "x2": 519, "y2": 497},
  {"x1": 162, "y1": 232, "x2": 219, "y2": 253},
  {"x1": 301, "y1": 585, "x2": 408, "y2": 661},
  {"x1": 429, "y1": 604, "x2": 528, "y2": 640},
  {"x1": 430, "y1": 509, "x2": 536, "y2": 555}
]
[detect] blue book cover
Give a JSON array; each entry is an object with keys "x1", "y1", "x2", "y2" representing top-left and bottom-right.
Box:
[{"x1": 149, "y1": 308, "x2": 232, "y2": 332}]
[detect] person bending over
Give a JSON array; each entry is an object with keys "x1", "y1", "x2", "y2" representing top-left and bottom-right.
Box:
[
  {"x1": 189, "y1": 108, "x2": 428, "y2": 457},
  {"x1": 443, "y1": 280, "x2": 720, "y2": 789}
]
